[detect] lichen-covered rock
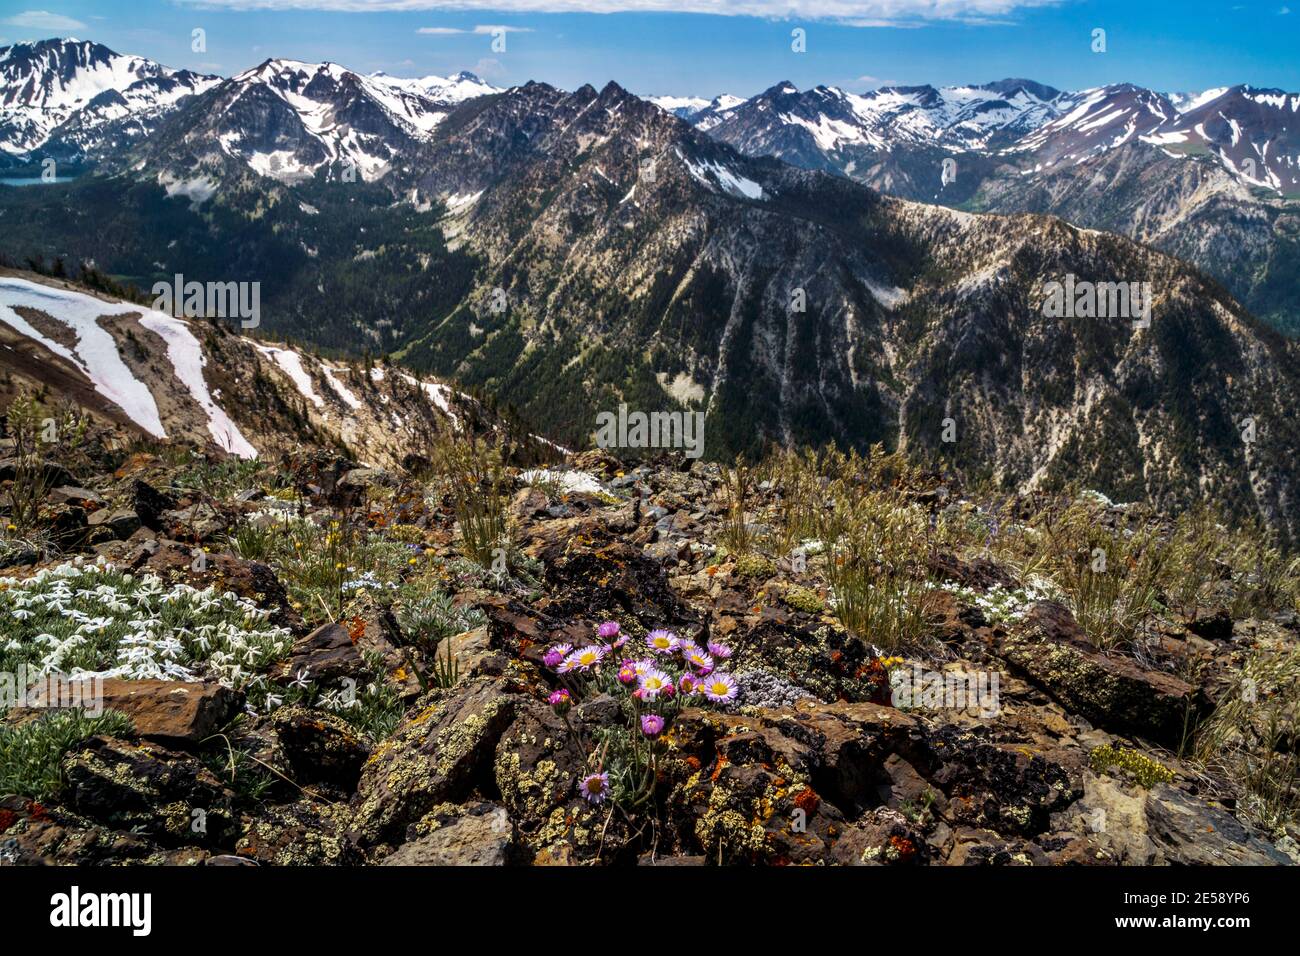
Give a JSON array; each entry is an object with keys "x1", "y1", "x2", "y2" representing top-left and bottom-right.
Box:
[
  {"x1": 921, "y1": 725, "x2": 1079, "y2": 837},
  {"x1": 999, "y1": 602, "x2": 1203, "y2": 746},
  {"x1": 235, "y1": 800, "x2": 361, "y2": 866},
  {"x1": 61, "y1": 736, "x2": 236, "y2": 847},
  {"x1": 0, "y1": 795, "x2": 169, "y2": 865},
  {"x1": 829, "y1": 807, "x2": 932, "y2": 865},
  {"x1": 382, "y1": 801, "x2": 511, "y2": 865},
  {"x1": 270, "y1": 705, "x2": 370, "y2": 790},
  {"x1": 493, "y1": 698, "x2": 586, "y2": 849},
  {"x1": 348, "y1": 676, "x2": 520, "y2": 847},
  {"x1": 1052, "y1": 773, "x2": 1291, "y2": 865}
]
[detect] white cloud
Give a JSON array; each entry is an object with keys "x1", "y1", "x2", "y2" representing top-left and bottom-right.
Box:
[
  {"x1": 417, "y1": 23, "x2": 533, "y2": 35},
  {"x1": 178, "y1": 1, "x2": 1063, "y2": 27},
  {"x1": 4, "y1": 10, "x2": 89, "y2": 32}
]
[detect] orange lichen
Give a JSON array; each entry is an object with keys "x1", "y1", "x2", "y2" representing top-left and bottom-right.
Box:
[
  {"x1": 888, "y1": 835, "x2": 917, "y2": 861},
  {"x1": 710, "y1": 755, "x2": 729, "y2": 783},
  {"x1": 793, "y1": 788, "x2": 821, "y2": 814}
]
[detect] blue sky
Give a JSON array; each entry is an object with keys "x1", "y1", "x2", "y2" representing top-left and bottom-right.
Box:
[{"x1": 2, "y1": 1, "x2": 1297, "y2": 97}]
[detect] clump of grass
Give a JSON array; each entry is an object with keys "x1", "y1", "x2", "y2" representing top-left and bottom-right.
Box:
[
  {"x1": 434, "y1": 432, "x2": 513, "y2": 574},
  {"x1": 3, "y1": 390, "x2": 54, "y2": 535},
  {"x1": 1161, "y1": 505, "x2": 1229, "y2": 621},
  {"x1": 718, "y1": 456, "x2": 755, "y2": 556},
  {"x1": 762, "y1": 447, "x2": 828, "y2": 554},
  {"x1": 0, "y1": 709, "x2": 134, "y2": 802},
  {"x1": 172, "y1": 454, "x2": 265, "y2": 500},
  {"x1": 1194, "y1": 644, "x2": 1300, "y2": 832},
  {"x1": 226, "y1": 514, "x2": 293, "y2": 561},
  {"x1": 1226, "y1": 529, "x2": 1300, "y2": 620},
  {"x1": 1089, "y1": 744, "x2": 1174, "y2": 788},
  {"x1": 1032, "y1": 498, "x2": 1166, "y2": 651},
  {"x1": 245, "y1": 515, "x2": 413, "y2": 623},
  {"x1": 824, "y1": 491, "x2": 939, "y2": 653}
]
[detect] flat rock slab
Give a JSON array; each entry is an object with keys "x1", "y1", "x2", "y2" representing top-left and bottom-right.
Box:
[
  {"x1": 999, "y1": 602, "x2": 1201, "y2": 747},
  {"x1": 20, "y1": 678, "x2": 242, "y2": 745},
  {"x1": 381, "y1": 802, "x2": 511, "y2": 865}
]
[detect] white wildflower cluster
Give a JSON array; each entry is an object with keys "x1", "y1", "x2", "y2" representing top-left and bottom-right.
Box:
[
  {"x1": 939, "y1": 578, "x2": 1057, "y2": 624},
  {"x1": 342, "y1": 569, "x2": 399, "y2": 594},
  {"x1": 0, "y1": 560, "x2": 291, "y2": 695},
  {"x1": 244, "y1": 506, "x2": 312, "y2": 525},
  {"x1": 1079, "y1": 489, "x2": 1130, "y2": 510}
]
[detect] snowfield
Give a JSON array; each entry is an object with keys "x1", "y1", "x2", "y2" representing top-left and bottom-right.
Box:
[
  {"x1": 0, "y1": 276, "x2": 166, "y2": 438},
  {"x1": 0, "y1": 276, "x2": 258, "y2": 458}
]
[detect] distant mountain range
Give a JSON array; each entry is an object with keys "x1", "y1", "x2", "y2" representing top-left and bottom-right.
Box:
[
  {"x1": 669, "y1": 78, "x2": 1300, "y2": 333},
  {"x1": 2, "y1": 38, "x2": 1299, "y2": 537},
  {"x1": 0, "y1": 38, "x2": 497, "y2": 174}
]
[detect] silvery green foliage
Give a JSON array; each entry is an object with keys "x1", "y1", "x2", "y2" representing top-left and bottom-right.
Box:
[
  {"x1": 733, "y1": 668, "x2": 812, "y2": 710},
  {"x1": 397, "y1": 590, "x2": 487, "y2": 645}
]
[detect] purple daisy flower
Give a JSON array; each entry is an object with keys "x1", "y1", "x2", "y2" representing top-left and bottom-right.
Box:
[
  {"x1": 548, "y1": 688, "x2": 572, "y2": 714},
  {"x1": 641, "y1": 714, "x2": 665, "y2": 737},
  {"x1": 700, "y1": 672, "x2": 739, "y2": 704},
  {"x1": 638, "y1": 668, "x2": 673, "y2": 699},
  {"x1": 707, "y1": 641, "x2": 733, "y2": 660},
  {"x1": 558, "y1": 645, "x2": 606, "y2": 673},
  {"x1": 646, "y1": 629, "x2": 680, "y2": 655},
  {"x1": 543, "y1": 643, "x2": 573, "y2": 668},
  {"x1": 597, "y1": 621, "x2": 620, "y2": 639},
  {"x1": 684, "y1": 646, "x2": 715, "y2": 673},
  {"x1": 579, "y1": 771, "x2": 610, "y2": 805}
]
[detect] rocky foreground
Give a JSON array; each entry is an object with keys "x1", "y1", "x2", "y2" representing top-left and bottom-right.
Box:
[{"x1": 0, "y1": 438, "x2": 1297, "y2": 866}]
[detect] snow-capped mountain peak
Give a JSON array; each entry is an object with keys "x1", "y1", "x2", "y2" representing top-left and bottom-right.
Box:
[
  {"x1": 0, "y1": 37, "x2": 219, "y2": 162},
  {"x1": 197, "y1": 58, "x2": 499, "y2": 182}
]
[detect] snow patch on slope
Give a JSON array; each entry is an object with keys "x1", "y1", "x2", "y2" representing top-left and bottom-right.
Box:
[
  {"x1": 258, "y1": 345, "x2": 325, "y2": 409},
  {"x1": 0, "y1": 277, "x2": 166, "y2": 438},
  {"x1": 138, "y1": 312, "x2": 258, "y2": 458}
]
